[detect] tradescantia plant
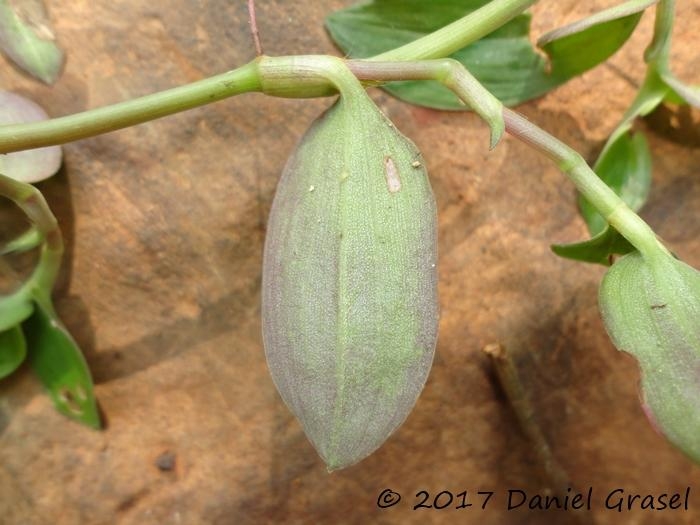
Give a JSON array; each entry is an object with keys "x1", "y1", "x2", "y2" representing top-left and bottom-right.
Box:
[{"x1": 1, "y1": 0, "x2": 699, "y2": 470}]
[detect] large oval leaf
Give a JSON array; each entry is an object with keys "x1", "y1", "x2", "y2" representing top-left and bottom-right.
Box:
[{"x1": 262, "y1": 89, "x2": 438, "y2": 470}]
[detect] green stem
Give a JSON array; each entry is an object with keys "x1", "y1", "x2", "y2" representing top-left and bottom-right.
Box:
[
  {"x1": 593, "y1": 65, "x2": 669, "y2": 168},
  {"x1": 348, "y1": 59, "x2": 504, "y2": 147},
  {"x1": 502, "y1": 108, "x2": 666, "y2": 258},
  {"x1": 578, "y1": 0, "x2": 676, "y2": 240},
  {"x1": 593, "y1": 0, "x2": 676, "y2": 151},
  {"x1": 644, "y1": 0, "x2": 675, "y2": 64},
  {"x1": 371, "y1": 0, "x2": 537, "y2": 61},
  {"x1": 1, "y1": 45, "x2": 669, "y2": 260},
  {"x1": 269, "y1": 57, "x2": 668, "y2": 258},
  {"x1": 0, "y1": 62, "x2": 262, "y2": 153},
  {"x1": 0, "y1": 0, "x2": 536, "y2": 153}
]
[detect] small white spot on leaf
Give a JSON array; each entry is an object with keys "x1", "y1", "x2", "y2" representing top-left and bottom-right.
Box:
[{"x1": 384, "y1": 156, "x2": 401, "y2": 193}]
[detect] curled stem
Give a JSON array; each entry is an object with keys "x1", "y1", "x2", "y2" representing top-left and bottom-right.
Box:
[
  {"x1": 260, "y1": 57, "x2": 669, "y2": 262},
  {"x1": 0, "y1": 174, "x2": 63, "y2": 316},
  {"x1": 645, "y1": 0, "x2": 675, "y2": 64}
]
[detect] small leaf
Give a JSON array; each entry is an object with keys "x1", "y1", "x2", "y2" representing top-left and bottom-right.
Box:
[
  {"x1": 580, "y1": 131, "x2": 652, "y2": 236},
  {"x1": 600, "y1": 250, "x2": 700, "y2": 463},
  {"x1": 0, "y1": 324, "x2": 26, "y2": 378},
  {"x1": 0, "y1": 91, "x2": 62, "y2": 182},
  {"x1": 0, "y1": 0, "x2": 64, "y2": 84},
  {"x1": 551, "y1": 226, "x2": 634, "y2": 266},
  {"x1": 326, "y1": 0, "x2": 651, "y2": 109},
  {"x1": 23, "y1": 301, "x2": 101, "y2": 429}
]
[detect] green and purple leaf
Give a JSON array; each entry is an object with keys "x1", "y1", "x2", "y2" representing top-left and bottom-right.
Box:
[{"x1": 600, "y1": 250, "x2": 700, "y2": 462}]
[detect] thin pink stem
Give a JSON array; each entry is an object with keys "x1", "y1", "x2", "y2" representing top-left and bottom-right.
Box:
[{"x1": 247, "y1": 0, "x2": 263, "y2": 56}]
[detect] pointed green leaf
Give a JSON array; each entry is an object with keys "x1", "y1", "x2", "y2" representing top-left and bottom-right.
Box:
[
  {"x1": 0, "y1": 324, "x2": 25, "y2": 378},
  {"x1": 326, "y1": 0, "x2": 651, "y2": 108},
  {"x1": 551, "y1": 226, "x2": 634, "y2": 266},
  {"x1": 600, "y1": 251, "x2": 700, "y2": 462},
  {"x1": 23, "y1": 302, "x2": 101, "y2": 429},
  {"x1": 0, "y1": 0, "x2": 64, "y2": 84},
  {"x1": 537, "y1": 0, "x2": 656, "y2": 46},
  {"x1": 0, "y1": 91, "x2": 63, "y2": 182},
  {"x1": 537, "y1": 0, "x2": 656, "y2": 81},
  {"x1": 580, "y1": 131, "x2": 652, "y2": 236}
]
